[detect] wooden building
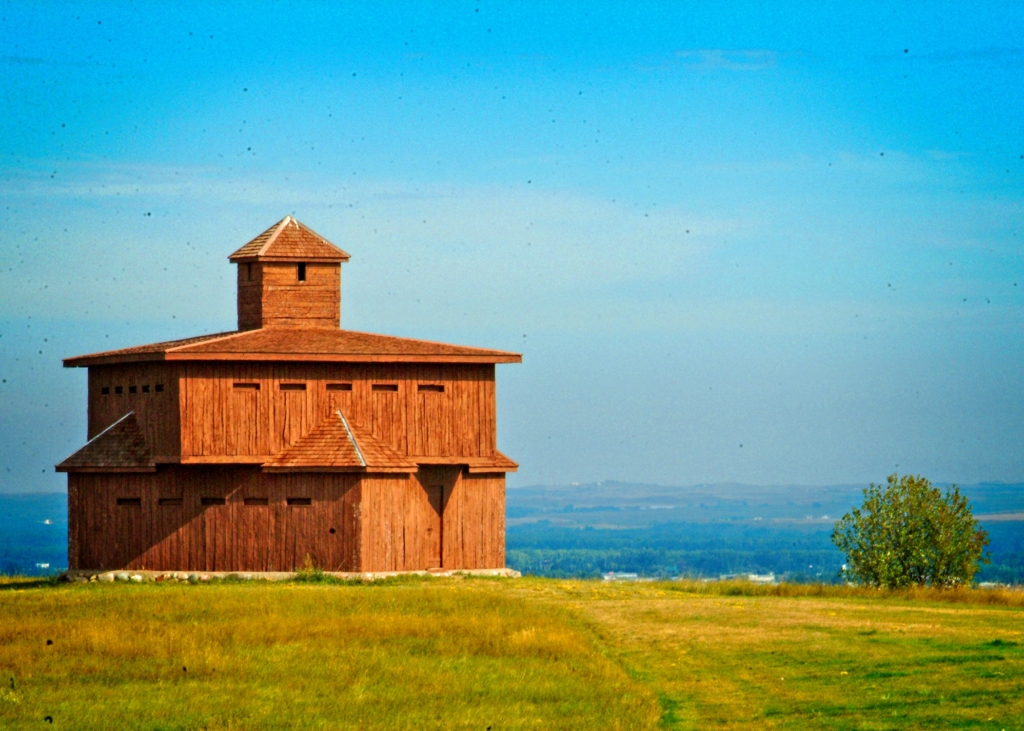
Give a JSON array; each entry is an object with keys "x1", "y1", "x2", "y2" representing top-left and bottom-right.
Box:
[{"x1": 58, "y1": 216, "x2": 521, "y2": 573}]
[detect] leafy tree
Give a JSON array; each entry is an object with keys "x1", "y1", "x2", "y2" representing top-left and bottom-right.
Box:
[{"x1": 832, "y1": 474, "x2": 989, "y2": 588}]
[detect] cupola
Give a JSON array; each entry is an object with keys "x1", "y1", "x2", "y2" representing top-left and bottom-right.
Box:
[{"x1": 228, "y1": 216, "x2": 351, "y2": 330}]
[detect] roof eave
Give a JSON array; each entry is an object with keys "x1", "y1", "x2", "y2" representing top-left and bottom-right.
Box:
[
  {"x1": 63, "y1": 353, "x2": 168, "y2": 368},
  {"x1": 228, "y1": 254, "x2": 351, "y2": 264}
]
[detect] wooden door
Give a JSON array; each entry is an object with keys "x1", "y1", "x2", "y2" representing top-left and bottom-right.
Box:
[{"x1": 425, "y1": 484, "x2": 443, "y2": 569}]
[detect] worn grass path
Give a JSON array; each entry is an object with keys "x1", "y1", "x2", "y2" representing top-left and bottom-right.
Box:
[{"x1": 0, "y1": 577, "x2": 1021, "y2": 730}]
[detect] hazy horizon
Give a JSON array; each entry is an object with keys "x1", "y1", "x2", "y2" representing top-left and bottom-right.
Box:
[{"x1": 2, "y1": 3, "x2": 1022, "y2": 493}]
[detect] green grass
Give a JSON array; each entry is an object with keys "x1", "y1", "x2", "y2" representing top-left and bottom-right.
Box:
[{"x1": 0, "y1": 577, "x2": 1021, "y2": 730}]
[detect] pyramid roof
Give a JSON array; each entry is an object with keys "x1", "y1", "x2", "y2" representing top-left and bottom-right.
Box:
[
  {"x1": 263, "y1": 410, "x2": 417, "y2": 473},
  {"x1": 228, "y1": 216, "x2": 351, "y2": 262},
  {"x1": 56, "y1": 412, "x2": 155, "y2": 472}
]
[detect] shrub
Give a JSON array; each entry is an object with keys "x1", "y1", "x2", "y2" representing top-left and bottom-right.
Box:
[{"x1": 832, "y1": 474, "x2": 990, "y2": 588}]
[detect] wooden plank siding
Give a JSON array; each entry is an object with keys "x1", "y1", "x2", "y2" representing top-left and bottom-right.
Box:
[
  {"x1": 68, "y1": 468, "x2": 361, "y2": 572},
  {"x1": 179, "y1": 363, "x2": 497, "y2": 461},
  {"x1": 240, "y1": 262, "x2": 341, "y2": 330},
  {"x1": 68, "y1": 467, "x2": 505, "y2": 572},
  {"x1": 88, "y1": 364, "x2": 180, "y2": 459}
]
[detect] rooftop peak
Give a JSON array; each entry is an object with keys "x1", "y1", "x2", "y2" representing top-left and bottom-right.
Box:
[{"x1": 228, "y1": 216, "x2": 351, "y2": 263}]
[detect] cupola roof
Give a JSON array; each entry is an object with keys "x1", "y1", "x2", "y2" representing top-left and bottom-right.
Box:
[{"x1": 228, "y1": 216, "x2": 351, "y2": 263}]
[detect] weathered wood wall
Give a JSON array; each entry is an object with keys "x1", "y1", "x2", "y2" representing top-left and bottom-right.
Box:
[
  {"x1": 237, "y1": 262, "x2": 340, "y2": 330},
  {"x1": 179, "y1": 363, "x2": 496, "y2": 460},
  {"x1": 88, "y1": 364, "x2": 181, "y2": 459},
  {"x1": 440, "y1": 471, "x2": 506, "y2": 570},
  {"x1": 68, "y1": 467, "x2": 360, "y2": 572},
  {"x1": 68, "y1": 466, "x2": 505, "y2": 572},
  {"x1": 359, "y1": 467, "x2": 505, "y2": 572}
]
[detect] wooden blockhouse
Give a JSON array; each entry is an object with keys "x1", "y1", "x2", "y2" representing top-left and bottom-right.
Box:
[{"x1": 57, "y1": 217, "x2": 521, "y2": 573}]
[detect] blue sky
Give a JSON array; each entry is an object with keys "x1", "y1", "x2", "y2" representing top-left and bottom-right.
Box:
[{"x1": 1, "y1": 2, "x2": 1022, "y2": 492}]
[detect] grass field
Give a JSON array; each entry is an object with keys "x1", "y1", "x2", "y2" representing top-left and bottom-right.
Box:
[{"x1": 0, "y1": 577, "x2": 1021, "y2": 730}]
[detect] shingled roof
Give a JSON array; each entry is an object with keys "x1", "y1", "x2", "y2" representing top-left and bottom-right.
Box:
[
  {"x1": 228, "y1": 216, "x2": 351, "y2": 262},
  {"x1": 63, "y1": 328, "x2": 521, "y2": 367},
  {"x1": 263, "y1": 410, "x2": 418, "y2": 473},
  {"x1": 56, "y1": 412, "x2": 155, "y2": 472}
]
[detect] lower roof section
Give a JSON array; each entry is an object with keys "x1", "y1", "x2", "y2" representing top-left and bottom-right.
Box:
[{"x1": 58, "y1": 409, "x2": 517, "y2": 475}]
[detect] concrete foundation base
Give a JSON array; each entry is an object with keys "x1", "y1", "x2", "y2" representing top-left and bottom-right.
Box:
[{"x1": 60, "y1": 567, "x2": 521, "y2": 583}]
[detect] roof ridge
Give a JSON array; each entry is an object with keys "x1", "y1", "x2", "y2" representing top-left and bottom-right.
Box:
[
  {"x1": 256, "y1": 216, "x2": 293, "y2": 257},
  {"x1": 83, "y1": 411, "x2": 136, "y2": 447},
  {"x1": 336, "y1": 409, "x2": 367, "y2": 467},
  {"x1": 164, "y1": 329, "x2": 257, "y2": 353}
]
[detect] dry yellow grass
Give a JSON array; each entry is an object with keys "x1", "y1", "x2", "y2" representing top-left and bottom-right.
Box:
[
  {"x1": 0, "y1": 578, "x2": 659, "y2": 730},
  {"x1": 1, "y1": 577, "x2": 1021, "y2": 729}
]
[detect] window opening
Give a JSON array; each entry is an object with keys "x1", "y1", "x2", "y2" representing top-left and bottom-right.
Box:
[
  {"x1": 201, "y1": 497, "x2": 226, "y2": 506},
  {"x1": 287, "y1": 497, "x2": 312, "y2": 506},
  {"x1": 116, "y1": 498, "x2": 141, "y2": 507},
  {"x1": 247, "y1": 262, "x2": 253, "y2": 281},
  {"x1": 101, "y1": 387, "x2": 110, "y2": 395},
  {"x1": 280, "y1": 383, "x2": 306, "y2": 391},
  {"x1": 418, "y1": 384, "x2": 444, "y2": 393},
  {"x1": 114, "y1": 386, "x2": 123, "y2": 395},
  {"x1": 244, "y1": 497, "x2": 269, "y2": 506},
  {"x1": 372, "y1": 383, "x2": 398, "y2": 392},
  {"x1": 158, "y1": 498, "x2": 182, "y2": 506},
  {"x1": 155, "y1": 384, "x2": 164, "y2": 393},
  {"x1": 142, "y1": 385, "x2": 150, "y2": 393},
  {"x1": 297, "y1": 262, "x2": 306, "y2": 281},
  {"x1": 233, "y1": 382, "x2": 260, "y2": 390},
  {"x1": 128, "y1": 385, "x2": 137, "y2": 394},
  {"x1": 326, "y1": 382, "x2": 352, "y2": 391},
  {"x1": 329, "y1": 528, "x2": 337, "y2": 534}
]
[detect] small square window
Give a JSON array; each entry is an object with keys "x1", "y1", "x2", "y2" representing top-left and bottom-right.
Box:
[
  {"x1": 142, "y1": 384, "x2": 150, "y2": 393},
  {"x1": 101, "y1": 387, "x2": 110, "y2": 395},
  {"x1": 155, "y1": 384, "x2": 164, "y2": 393},
  {"x1": 128, "y1": 385, "x2": 137, "y2": 394},
  {"x1": 114, "y1": 386, "x2": 123, "y2": 395}
]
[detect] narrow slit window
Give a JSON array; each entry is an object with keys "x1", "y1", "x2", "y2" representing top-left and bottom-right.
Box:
[
  {"x1": 155, "y1": 384, "x2": 164, "y2": 393},
  {"x1": 372, "y1": 383, "x2": 398, "y2": 392},
  {"x1": 101, "y1": 387, "x2": 110, "y2": 395},
  {"x1": 128, "y1": 385, "x2": 137, "y2": 394},
  {"x1": 418, "y1": 384, "x2": 444, "y2": 393},
  {"x1": 234, "y1": 382, "x2": 260, "y2": 390},
  {"x1": 244, "y1": 497, "x2": 269, "y2": 506},
  {"x1": 200, "y1": 497, "x2": 226, "y2": 506},
  {"x1": 247, "y1": 262, "x2": 253, "y2": 281},
  {"x1": 287, "y1": 497, "x2": 312, "y2": 506},
  {"x1": 114, "y1": 386, "x2": 123, "y2": 395},
  {"x1": 297, "y1": 262, "x2": 306, "y2": 281},
  {"x1": 116, "y1": 498, "x2": 141, "y2": 507},
  {"x1": 158, "y1": 498, "x2": 182, "y2": 507},
  {"x1": 280, "y1": 383, "x2": 306, "y2": 391},
  {"x1": 326, "y1": 382, "x2": 352, "y2": 391},
  {"x1": 142, "y1": 384, "x2": 150, "y2": 393}
]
